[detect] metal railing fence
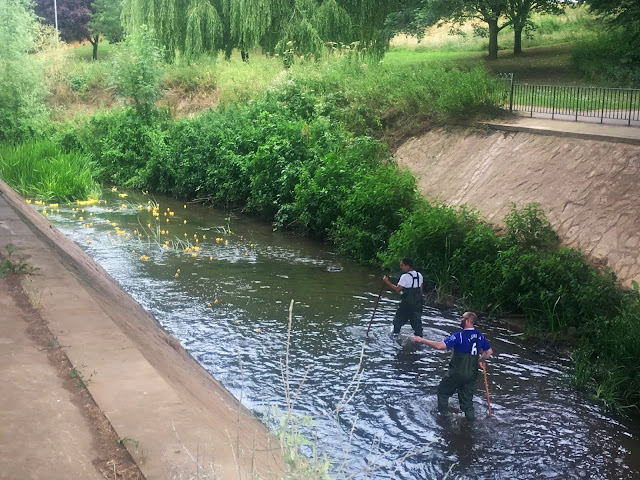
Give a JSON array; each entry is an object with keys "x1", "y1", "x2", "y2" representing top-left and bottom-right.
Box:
[{"x1": 502, "y1": 75, "x2": 640, "y2": 125}]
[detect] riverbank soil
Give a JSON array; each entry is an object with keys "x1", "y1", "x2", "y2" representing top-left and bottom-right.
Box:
[
  {"x1": 0, "y1": 180, "x2": 284, "y2": 479},
  {"x1": 395, "y1": 119, "x2": 640, "y2": 288}
]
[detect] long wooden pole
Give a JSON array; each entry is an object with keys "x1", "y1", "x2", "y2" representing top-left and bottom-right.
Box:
[
  {"x1": 482, "y1": 364, "x2": 492, "y2": 417},
  {"x1": 366, "y1": 279, "x2": 386, "y2": 337}
]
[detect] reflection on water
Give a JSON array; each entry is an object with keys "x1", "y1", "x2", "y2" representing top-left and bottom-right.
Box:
[{"x1": 38, "y1": 189, "x2": 640, "y2": 479}]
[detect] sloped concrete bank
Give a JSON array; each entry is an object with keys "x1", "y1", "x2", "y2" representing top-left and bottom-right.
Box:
[
  {"x1": 0, "y1": 179, "x2": 283, "y2": 479},
  {"x1": 395, "y1": 122, "x2": 640, "y2": 288}
]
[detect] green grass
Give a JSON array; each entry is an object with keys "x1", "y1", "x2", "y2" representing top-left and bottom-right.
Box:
[
  {"x1": 389, "y1": 6, "x2": 605, "y2": 86},
  {"x1": 0, "y1": 141, "x2": 101, "y2": 202},
  {"x1": 71, "y1": 39, "x2": 118, "y2": 62}
]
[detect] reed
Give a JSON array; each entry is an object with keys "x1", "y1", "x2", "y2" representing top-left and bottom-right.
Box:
[{"x1": 0, "y1": 141, "x2": 100, "y2": 202}]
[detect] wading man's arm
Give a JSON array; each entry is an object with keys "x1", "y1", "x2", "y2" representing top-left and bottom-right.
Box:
[{"x1": 411, "y1": 336, "x2": 447, "y2": 350}]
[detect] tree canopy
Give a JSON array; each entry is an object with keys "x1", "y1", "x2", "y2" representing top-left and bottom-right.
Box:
[
  {"x1": 34, "y1": 0, "x2": 125, "y2": 60},
  {"x1": 587, "y1": 0, "x2": 640, "y2": 64},
  {"x1": 34, "y1": 0, "x2": 91, "y2": 43},
  {"x1": 121, "y1": 0, "x2": 399, "y2": 62},
  {"x1": 386, "y1": 0, "x2": 562, "y2": 57}
]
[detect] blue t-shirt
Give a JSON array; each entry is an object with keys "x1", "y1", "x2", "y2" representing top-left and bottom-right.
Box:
[{"x1": 443, "y1": 329, "x2": 491, "y2": 356}]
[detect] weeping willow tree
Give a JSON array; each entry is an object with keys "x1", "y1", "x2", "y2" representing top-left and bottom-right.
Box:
[
  {"x1": 340, "y1": 0, "x2": 400, "y2": 57},
  {"x1": 273, "y1": 0, "x2": 344, "y2": 58},
  {"x1": 121, "y1": 0, "x2": 224, "y2": 60},
  {"x1": 221, "y1": 0, "x2": 286, "y2": 58},
  {"x1": 122, "y1": 0, "x2": 393, "y2": 61}
]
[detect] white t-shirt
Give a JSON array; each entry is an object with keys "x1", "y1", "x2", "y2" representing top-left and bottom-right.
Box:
[{"x1": 398, "y1": 271, "x2": 423, "y2": 289}]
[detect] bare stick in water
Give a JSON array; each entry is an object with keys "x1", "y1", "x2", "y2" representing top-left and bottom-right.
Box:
[{"x1": 482, "y1": 363, "x2": 492, "y2": 417}]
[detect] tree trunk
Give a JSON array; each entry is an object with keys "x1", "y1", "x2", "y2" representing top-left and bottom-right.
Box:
[
  {"x1": 488, "y1": 19, "x2": 499, "y2": 59},
  {"x1": 89, "y1": 35, "x2": 99, "y2": 61},
  {"x1": 514, "y1": 28, "x2": 523, "y2": 55},
  {"x1": 241, "y1": 50, "x2": 249, "y2": 62}
]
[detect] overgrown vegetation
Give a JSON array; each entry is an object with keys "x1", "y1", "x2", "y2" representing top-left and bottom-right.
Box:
[
  {"x1": 0, "y1": 0, "x2": 49, "y2": 143},
  {"x1": 46, "y1": 59, "x2": 639, "y2": 412},
  {"x1": 0, "y1": 141, "x2": 100, "y2": 202},
  {"x1": 573, "y1": 0, "x2": 640, "y2": 86},
  {"x1": 571, "y1": 28, "x2": 640, "y2": 87}
]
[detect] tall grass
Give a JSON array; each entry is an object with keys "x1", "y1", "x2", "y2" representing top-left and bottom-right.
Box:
[{"x1": 0, "y1": 141, "x2": 100, "y2": 201}]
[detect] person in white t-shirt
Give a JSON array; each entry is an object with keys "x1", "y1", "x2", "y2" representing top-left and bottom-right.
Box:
[{"x1": 383, "y1": 258, "x2": 424, "y2": 337}]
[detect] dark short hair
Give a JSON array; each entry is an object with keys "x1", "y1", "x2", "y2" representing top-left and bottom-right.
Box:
[{"x1": 401, "y1": 257, "x2": 413, "y2": 268}]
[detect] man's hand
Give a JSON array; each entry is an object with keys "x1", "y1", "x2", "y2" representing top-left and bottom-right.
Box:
[{"x1": 479, "y1": 361, "x2": 486, "y2": 372}]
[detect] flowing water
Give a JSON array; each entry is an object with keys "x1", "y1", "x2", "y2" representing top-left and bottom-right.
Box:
[{"x1": 37, "y1": 189, "x2": 640, "y2": 479}]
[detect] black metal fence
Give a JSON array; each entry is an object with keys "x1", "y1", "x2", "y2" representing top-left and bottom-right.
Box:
[{"x1": 503, "y1": 75, "x2": 640, "y2": 125}]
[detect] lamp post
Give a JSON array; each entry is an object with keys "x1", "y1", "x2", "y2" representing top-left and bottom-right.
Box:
[{"x1": 53, "y1": 0, "x2": 58, "y2": 32}]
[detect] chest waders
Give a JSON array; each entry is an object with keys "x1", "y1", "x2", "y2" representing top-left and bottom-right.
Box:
[
  {"x1": 392, "y1": 272, "x2": 423, "y2": 336},
  {"x1": 437, "y1": 332, "x2": 480, "y2": 420}
]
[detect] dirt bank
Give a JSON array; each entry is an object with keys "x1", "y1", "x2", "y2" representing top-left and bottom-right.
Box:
[{"x1": 395, "y1": 124, "x2": 640, "y2": 288}]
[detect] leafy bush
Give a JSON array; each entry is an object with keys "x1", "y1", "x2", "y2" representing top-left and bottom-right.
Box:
[
  {"x1": 69, "y1": 75, "x2": 89, "y2": 92},
  {"x1": 0, "y1": 0, "x2": 49, "y2": 143},
  {"x1": 571, "y1": 29, "x2": 640, "y2": 87},
  {"x1": 334, "y1": 165, "x2": 417, "y2": 264},
  {"x1": 381, "y1": 200, "x2": 480, "y2": 286},
  {"x1": 573, "y1": 301, "x2": 640, "y2": 410},
  {"x1": 66, "y1": 108, "x2": 171, "y2": 188},
  {"x1": 495, "y1": 246, "x2": 621, "y2": 333},
  {"x1": 110, "y1": 26, "x2": 165, "y2": 119},
  {"x1": 450, "y1": 225, "x2": 503, "y2": 311},
  {"x1": 503, "y1": 202, "x2": 559, "y2": 251}
]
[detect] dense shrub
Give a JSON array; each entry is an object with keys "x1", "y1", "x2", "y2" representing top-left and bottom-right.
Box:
[
  {"x1": 71, "y1": 109, "x2": 171, "y2": 188},
  {"x1": 571, "y1": 29, "x2": 640, "y2": 86},
  {"x1": 334, "y1": 165, "x2": 417, "y2": 263},
  {"x1": 503, "y1": 202, "x2": 559, "y2": 251},
  {"x1": 381, "y1": 200, "x2": 480, "y2": 286},
  {"x1": 495, "y1": 246, "x2": 622, "y2": 333},
  {"x1": 573, "y1": 301, "x2": 640, "y2": 410}
]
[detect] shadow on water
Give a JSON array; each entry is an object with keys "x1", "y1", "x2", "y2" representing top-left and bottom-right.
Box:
[{"x1": 38, "y1": 189, "x2": 640, "y2": 479}]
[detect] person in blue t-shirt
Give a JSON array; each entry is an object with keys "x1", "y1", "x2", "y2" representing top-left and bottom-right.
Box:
[
  {"x1": 383, "y1": 258, "x2": 424, "y2": 337},
  {"x1": 411, "y1": 311, "x2": 493, "y2": 420}
]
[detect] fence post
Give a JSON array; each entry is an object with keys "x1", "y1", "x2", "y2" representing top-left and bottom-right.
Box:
[
  {"x1": 530, "y1": 85, "x2": 535, "y2": 118},
  {"x1": 509, "y1": 73, "x2": 514, "y2": 113},
  {"x1": 600, "y1": 88, "x2": 606, "y2": 124},
  {"x1": 575, "y1": 87, "x2": 580, "y2": 122},
  {"x1": 552, "y1": 86, "x2": 557, "y2": 120},
  {"x1": 629, "y1": 90, "x2": 634, "y2": 126}
]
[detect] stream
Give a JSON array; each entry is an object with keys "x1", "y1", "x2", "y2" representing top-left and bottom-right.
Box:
[{"x1": 35, "y1": 189, "x2": 640, "y2": 479}]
